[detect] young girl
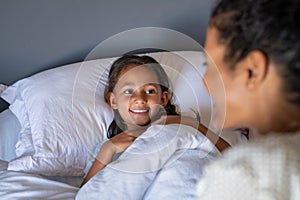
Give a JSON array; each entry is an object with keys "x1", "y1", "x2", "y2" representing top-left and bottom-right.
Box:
[
  {"x1": 81, "y1": 54, "x2": 230, "y2": 186},
  {"x1": 81, "y1": 54, "x2": 179, "y2": 186}
]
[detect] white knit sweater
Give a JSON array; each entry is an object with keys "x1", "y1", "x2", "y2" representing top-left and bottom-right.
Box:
[{"x1": 197, "y1": 132, "x2": 300, "y2": 200}]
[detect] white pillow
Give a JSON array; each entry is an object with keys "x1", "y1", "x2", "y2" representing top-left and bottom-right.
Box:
[{"x1": 0, "y1": 51, "x2": 212, "y2": 176}]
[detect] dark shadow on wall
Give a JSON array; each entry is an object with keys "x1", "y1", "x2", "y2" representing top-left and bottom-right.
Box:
[{"x1": 0, "y1": 99, "x2": 9, "y2": 113}]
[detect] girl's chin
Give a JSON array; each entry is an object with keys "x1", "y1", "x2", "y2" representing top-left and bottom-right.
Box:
[{"x1": 128, "y1": 120, "x2": 151, "y2": 129}]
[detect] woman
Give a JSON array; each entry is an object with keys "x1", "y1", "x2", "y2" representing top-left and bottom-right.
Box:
[{"x1": 197, "y1": 0, "x2": 300, "y2": 199}]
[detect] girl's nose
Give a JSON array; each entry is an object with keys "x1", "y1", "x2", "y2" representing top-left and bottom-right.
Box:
[{"x1": 132, "y1": 91, "x2": 146, "y2": 104}]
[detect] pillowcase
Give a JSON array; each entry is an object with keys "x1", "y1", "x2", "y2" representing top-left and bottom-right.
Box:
[{"x1": 0, "y1": 51, "x2": 213, "y2": 176}]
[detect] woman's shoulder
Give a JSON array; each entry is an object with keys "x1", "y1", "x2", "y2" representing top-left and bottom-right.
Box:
[
  {"x1": 217, "y1": 132, "x2": 300, "y2": 173},
  {"x1": 224, "y1": 132, "x2": 299, "y2": 159},
  {"x1": 196, "y1": 132, "x2": 300, "y2": 200}
]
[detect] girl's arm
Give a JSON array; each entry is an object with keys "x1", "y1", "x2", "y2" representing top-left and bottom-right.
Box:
[
  {"x1": 80, "y1": 132, "x2": 136, "y2": 187},
  {"x1": 80, "y1": 140, "x2": 116, "y2": 187},
  {"x1": 154, "y1": 115, "x2": 230, "y2": 152}
]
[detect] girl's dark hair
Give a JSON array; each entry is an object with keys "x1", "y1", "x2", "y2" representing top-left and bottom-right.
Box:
[
  {"x1": 210, "y1": 0, "x2": 300, "y2": 105},
  {"x1": 104, "y1": 54, "x2": 178, "y2": 138}
]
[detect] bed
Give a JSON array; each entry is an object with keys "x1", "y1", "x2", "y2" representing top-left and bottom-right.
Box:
[
  {"x1": 0, "y1": 1, "x2": 248, "y2": 199},
  {"x1": 0, "y1": 50, "x2": 247, "y2": 199}
]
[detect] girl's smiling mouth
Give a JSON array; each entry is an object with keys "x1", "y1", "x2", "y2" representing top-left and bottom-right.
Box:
[{"x1": 130, "y1": 109, "x2": 149, "y2": 114}]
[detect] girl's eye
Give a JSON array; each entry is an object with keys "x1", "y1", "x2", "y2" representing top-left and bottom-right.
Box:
[
  {"x1": 124, "y1": 89, "x2": 133, "y2": 94},
  {"x1": 145, "y1": 89, "x2": 156, "y2": 94}
]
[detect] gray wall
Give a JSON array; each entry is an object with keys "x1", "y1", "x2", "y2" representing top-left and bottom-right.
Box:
[{"x1": 0, "y1": 0, "x2": 215, "y2": 111}]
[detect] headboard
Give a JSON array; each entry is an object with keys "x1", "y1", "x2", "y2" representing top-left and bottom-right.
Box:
[{"x1": 0, "y1": 0, "x2": 215, "y2": 111}]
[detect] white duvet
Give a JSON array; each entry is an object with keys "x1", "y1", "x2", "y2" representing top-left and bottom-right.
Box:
[
  {"x1": 0, "y1": 124, "x2": 220, "y2": 200},
  {"x1": 77, "y1": 124, "x2": 220, "y2": 200}
]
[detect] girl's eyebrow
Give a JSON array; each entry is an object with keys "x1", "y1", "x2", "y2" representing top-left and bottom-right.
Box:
[
  {"x1": 120, "y1": 82, "x2": 135, "y2": 87},
  {"x1": 119, "y1": 82, "x2": 159, "y2": 89},
  {"x1": 144, "y1": 83, "x2": 160, "y2": 86},
  {"x1": 121, "y1": 80, "x2": 159, "y2": 85}
]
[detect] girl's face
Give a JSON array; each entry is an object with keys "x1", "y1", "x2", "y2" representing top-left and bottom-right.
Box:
[{"x1": 108, "y1": 64, "x2": 168, "y2": 131}]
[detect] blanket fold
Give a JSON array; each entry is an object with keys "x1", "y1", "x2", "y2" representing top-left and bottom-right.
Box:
[{"x1": 76, "y1": 124, "x2": 220, "y2": 200}]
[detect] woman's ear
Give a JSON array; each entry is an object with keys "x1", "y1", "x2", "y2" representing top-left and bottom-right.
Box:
[
  {"x1": 108, "y1": 92, "x2": 118, "y2": 109},
  {"x1": 244, "y1": 50, "x2": 268, "y2": 89},
  {"x1": 160, "y1": 91, "x2": 169, "y2": 107}
]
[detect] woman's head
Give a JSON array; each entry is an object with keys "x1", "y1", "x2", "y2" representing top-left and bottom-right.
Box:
[
  {"x1": 204, "y1": 0, "x2": 300, "y2": 136},
  {"x1": 105, "y1": 55, "x2": 178, "y2": 138}
]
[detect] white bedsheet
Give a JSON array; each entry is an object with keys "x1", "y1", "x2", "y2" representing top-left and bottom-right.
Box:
[
  {"x1": 77, "y1": 124, "x2": 220, "y2": 200},
  {"x1": 0, "y1": 160, "x2": 79, "y2": 200},
  {"x1": 0, "y1": 124, "x2": 220, "y2": 200},
  {"x1": 0, "y1": 109, "x2": 20, "y2": 161}
]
